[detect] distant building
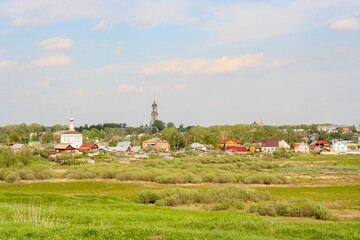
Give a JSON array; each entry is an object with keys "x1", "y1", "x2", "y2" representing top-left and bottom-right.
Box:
[
  {"x1": 260, "y1": 139, "x2": 279, "y2": 152},
  {"x1": 150, "y1": 98, "x2": 158, "y2": 126},
  {"x1": 142, "y1": 138, "x2": 170, "y2": 151},
  {"x1": 332, "y1": 141, "x2": 349, "y2": 153},
  {"x1": 220, "y1": 140, "x2": 241, "y2": 150},
  {"x1": 55, "y1": 143, "x2": 76, "y2": 154},
  {"x1": 60, "y1": 111, "x2": 83, "y2": 148},
  {"x1": 78, "y1": 144, "x2": 99, "y2": 154},
  {"x1": 338, "y1": 126, "x2": 350, "y2": 133},
  {"x1": 294, "y1": 142, "x2": 309, "y2": 154},
  {"x1": 278, "y1": 140, "x2": 290, "y2": 149}
]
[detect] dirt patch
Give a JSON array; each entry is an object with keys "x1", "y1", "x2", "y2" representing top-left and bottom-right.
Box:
[{"x1": 332, "y1": 209, "x2": 360, "y2": 219}]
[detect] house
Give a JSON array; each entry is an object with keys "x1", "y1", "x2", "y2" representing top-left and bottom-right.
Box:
[
  {"x1": 294, "y1": 142, "x2": 309, "y2": 154},
  {"x1": 142, "y1": 138, "x2": 170, "y2": 151},
  {"x1": 332, "y1": 141, "x2": 348, "y2": 153},
  {"x1": 131, "y1": 146, "x2": 142, "y2": 154},
  {"x1": 11, "y1": 143, "x2": 25, "y2": 151},
  {"x1": 190, "y1": 143, "x2": 208, "y2": 152},
  {"x1": 28, "y1": 141, "x2": 41, "y2": 146},
  {"x1": 338, "y1": 126, "x2": 350, "y2": 133},
  {"x1": 249, "y1": 145, "x2": 257, "y2": 153},
  {"x1": 7, "y1": 142, "x2": 20, "y2": 146},
  {"x1": 54, "y1": 143, "x2": 76, "y2": 154},
  {"x1": 291, "y1": 143, "x2": 299, "y2": 150},
  {"x1": 78, "y1": 143, "x2": 99, "y2": 154},
  {"x1": 315, "y1": 140, "x2": 331, "y2": 148},
  {"x1": 317, "y1": 125, "x2": 338, "y2": 133},
  {"x1": 227, "y1": 146, "x2": 248, "y2": 153},
  {"x1": 320, "y1": 147, "x2": 330, "y2": 153},
  {"x1": 113, "y1": 141, "x2": 133, "y2": 153},
  {"x1": 260, "y1": 139, "x2": 279, "y2": 152},
  {"x1": 278, "y1": 140, "x2": 290, "y2": 149},
  {"x1": 348, "y1": 142, "x2": 357, "y2": 151},
  {"x1": 220, "y1": 140, "x2": 241, "y2": 150},
  {"x1": 310, "y1": 145, "x2": 321, "y2": 151}
]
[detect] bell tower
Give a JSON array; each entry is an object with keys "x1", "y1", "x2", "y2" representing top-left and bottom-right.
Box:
[{"x1": 150, "y1": 97, "x2": 158, "y2": 126}]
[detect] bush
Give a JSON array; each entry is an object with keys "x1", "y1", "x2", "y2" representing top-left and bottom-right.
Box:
[
  {"x1": 138, "y1": 190, "x2": 160, "y2": 204},
  {"x1": 5, "y1": 171, "x2": 20, "y2": 183},
  {"x1": 250, "y1": 198, "x2": 333, "y2": 220}
]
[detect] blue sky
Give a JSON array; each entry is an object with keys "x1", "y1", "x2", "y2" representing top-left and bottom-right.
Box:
[{"x1": 0, "y1": 0, "x2": 359, "y2": 127}]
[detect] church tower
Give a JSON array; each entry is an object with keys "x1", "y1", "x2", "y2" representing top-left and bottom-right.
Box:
[{"x1": 150, "y1": 97, "x2": 158, "y2": 126}]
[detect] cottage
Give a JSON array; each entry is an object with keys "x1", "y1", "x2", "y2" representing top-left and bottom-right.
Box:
[
  {"x1": 261, "y1": 139, "x2": 279, "y2": 152},
  {"x1": 78, "y1": 143, "x2": 99, "y2": 154},
  {"x1": 220, "y1": 140, "x2": 241, "y2": 150},
  {"x1": 54, "y1": 143, "x2": 76, "y2": 154},
  {"x1": 294, "y1": 142, "x2": 309, "y2": 154},
  {"x1": 190, "y1": 143, "x2": 208, "y2": 152},
  {"x1": 315, "y1": 140, "x2": 331, "y2": 148},
  {"x1": 248, "y1": 145, "x2": 257, "y2": 153},
  {"x1": 278, "y1": 140, "x2": 290, "y2": 149},
  {"x1": 142, "y1": 138, "x2": 170, "y2": 152},
  {"x1": 331, "y1": 141, "x2": 348, "y2": 153},
  {"x1": 10, "y1": 143, "x2": 25, "y2": 151}
]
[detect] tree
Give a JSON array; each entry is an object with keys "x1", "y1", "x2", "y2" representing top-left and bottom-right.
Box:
[
  {"x1": 152, "y1": 120, "x2": 165, "y2": 131},
  {"x1": 17, "y1": 148, "x2": 33, "y2": 166},
  {"x1": 166, "y1": 122, "x2": 175, "y2": 128},
  {"x1": 42, "y1": 131, "x2": 53, "y2": 143},
  {"x1": 1, "y1": 148, "x2": 16, "y2": 167},
  {"x1": 161, "y1": 128, "x2": 185, "y2": 149},
  {"x1": 9, "y1": 132, "x2": 20, "y2": 143}
]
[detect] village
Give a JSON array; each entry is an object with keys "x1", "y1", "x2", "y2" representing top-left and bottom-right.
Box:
[{"x1": 5, "y1": 99, "x2": 360, "y2": 159}]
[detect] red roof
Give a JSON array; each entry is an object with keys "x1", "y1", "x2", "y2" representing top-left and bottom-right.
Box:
[
  {"x1": 310, "y1": 145, "x2": 321, "y2": 149},
  {"x1": 261, "y1": 139, "x2": 279, "y2": 147},
  {"x1": 78, "y1": 144, "x2": 99, "y2": 151},
  {"x1": 221, "y1": 139, "x2": 241, "y2": 144},
  {"x1": 228, "y1": 146, "x2": 247, "y2": 152},
  {"x1": 292, "y1": 143, "x2": 299, "y2": 148},
  {"x1": 316, "y1": 140, "x2": 327, "y2": 145}
]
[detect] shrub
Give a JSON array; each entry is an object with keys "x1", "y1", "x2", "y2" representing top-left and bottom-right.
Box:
[
  {"x1": 5, "y1": 171, "x2": 20, "y2": 183},
  {"x1": 250, "y1": 198, "x2": 333, "y2": 220},
  {"x1": 138, "y1": 191, "x2": 159, "y2": 204}
]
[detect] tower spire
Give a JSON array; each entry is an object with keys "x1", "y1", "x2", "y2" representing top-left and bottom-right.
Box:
[{"x1": 69, "y1": 109, "x2": 75, "y2": 131}]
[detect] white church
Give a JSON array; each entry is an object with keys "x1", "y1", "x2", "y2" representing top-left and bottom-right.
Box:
[{"x1": 60, "y1": 111, "x2": 83, "y2": 148}]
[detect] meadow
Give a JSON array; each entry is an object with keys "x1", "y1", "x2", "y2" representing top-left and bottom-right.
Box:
[{"x1": 0, "y1": 154, "x2": 359, "y2": 239}]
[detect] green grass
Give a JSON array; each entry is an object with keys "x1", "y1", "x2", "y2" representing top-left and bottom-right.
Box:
[
  {"x1": 256, "y1": 185, "x2": 360, "y2": 210},
  {"x1": 0, "y1": 192, "x2": 359, "y2": 240}
]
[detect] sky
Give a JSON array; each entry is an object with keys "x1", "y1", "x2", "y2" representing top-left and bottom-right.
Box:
[{"x1": 0, "y1": 0, "x2": 359, "y2": 127}]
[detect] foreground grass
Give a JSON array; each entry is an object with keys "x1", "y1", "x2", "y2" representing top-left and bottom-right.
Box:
[{"x1": 0, "y1": 192, "x2": 359, "y2": 240}]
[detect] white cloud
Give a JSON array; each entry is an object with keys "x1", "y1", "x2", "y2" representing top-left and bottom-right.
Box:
[
  {"x1": 91, "y1": 19, "x2": 110, "y2": 31},
  {"x1": 172, "y1": 84, "x2": 188, "y2": 90},
  {"x1": 143, "y1": 54, "x2": 264, "y2": 75},
  {"x1": 29, "y1": 54, "x2": 73, "y2": 67},
  {"x1": 38, "y1": 37, "x2": 75, "y2": 50},
  {"x1": 336, "y1": 45, "x2": 348, "y2": 54},
  {"x1": 331, "y1": 18, "x2": 359, "y2": 30},
  {"x1": 114, "y1": 84, "x2": 168, "y2": 93},
  {"x1": 0, "y1": 60, "x2": 17, "y2": 68},
  {"x1": 38, "y1": 77, "x2": 52, "y2": 87},
  {"x1": 265, "y1": 58, "x2": 294, "y2": 69},
  {"x1": 11, "y1": 17, "x2": 34, "y2": 27},
  {"x1": 112, "y1": 46, "x2": 126, "y2": 54},
  {"x1": 76, "y1": 90, "x2": 86, "y2": 97},
  {"x1": 1, "y1": 0, "x2": 360, "y2": 44},
  {"x1": 0, "y1": 29, "x2": 12, "y2": 35}
]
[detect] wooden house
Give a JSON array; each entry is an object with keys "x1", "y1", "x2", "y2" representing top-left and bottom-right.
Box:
[
  {"x1": 55, "y1": 143, "x2": 76, "y2": 154},
  {"x1": 249, "y1": 145, "x2": 257, "y2": 153},
  {"x1": 220, "y1": 140, "x2": 241, "y2": 150},
  {"x1": 142, "y1": 138, "x2": 170, "y2": 152},
  {"x1": 78, "y1": 143, "x2": 99, "y2": 154},
  {"x1": 260, "y1": 139, "x2": 279, "y2": 152}
]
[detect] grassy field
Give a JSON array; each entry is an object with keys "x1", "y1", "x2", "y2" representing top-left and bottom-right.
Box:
[{"x1": 0, "y1": 155, "x2": 359, "y2": 239}]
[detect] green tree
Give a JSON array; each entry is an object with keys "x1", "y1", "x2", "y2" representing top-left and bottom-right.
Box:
[
  {"x1": 152, "y1": 120, "x2": 165, "y2": 131},
  {"x1": 1, "y1": 148, "x2": 16, "y2": 167},
  {"x1": 161, "y1": 128, "x2": 185, "y2": 149},
  {"x1": 9, "y1": 132, "x2": 20, "y2": 143},
  {"x1": 17, "y1": 148, "x2": 33, "y2": 166},
  {"x1": 42, "y1": 131, "x2": 54, "y2": 143}
]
